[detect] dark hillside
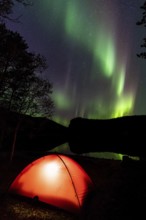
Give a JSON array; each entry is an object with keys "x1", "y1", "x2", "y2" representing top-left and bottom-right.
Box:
[
  {"x1": 0, "y1": 108, "x2": 67, "y2": 153},
  {"x1": 68, "y1": 116, "x2": 146, "y2": 158}
]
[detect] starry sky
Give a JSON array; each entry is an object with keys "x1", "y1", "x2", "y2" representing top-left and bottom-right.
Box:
[{"x1": 6, "y1": 0, "x2": 146, "y2": 125}]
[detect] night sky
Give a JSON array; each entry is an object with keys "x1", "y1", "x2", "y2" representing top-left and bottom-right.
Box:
[{"x1": 6, "y1": 0, "x2": 146, "y2": 125}]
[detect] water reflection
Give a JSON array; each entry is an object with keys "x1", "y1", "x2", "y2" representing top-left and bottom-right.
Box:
[{"x1": 49, "y1": 143, "x2": 124, "y2": 160}]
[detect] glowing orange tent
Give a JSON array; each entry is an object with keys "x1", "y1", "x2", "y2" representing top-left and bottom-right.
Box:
[{"x1": 9, "y1": 154, "x2": 94, "y2": 214}]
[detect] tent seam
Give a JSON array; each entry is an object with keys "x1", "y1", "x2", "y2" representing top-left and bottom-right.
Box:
[{"x1": 56, "y1": 154, "x2": 81, "y2": 210}]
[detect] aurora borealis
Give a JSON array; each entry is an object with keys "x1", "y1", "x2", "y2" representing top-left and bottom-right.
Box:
[{"x1": 7, "y1": 0, "x2": 146, "y2": 125}]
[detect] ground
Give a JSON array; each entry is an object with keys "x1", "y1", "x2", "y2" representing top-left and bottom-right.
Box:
[{"x1": 0, "y1": 152, "x2": 146, "y2": 220}]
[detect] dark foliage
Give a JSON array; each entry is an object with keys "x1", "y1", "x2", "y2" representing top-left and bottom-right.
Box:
[
  {"x1": 0, "y1": 0, "x2": 31, "y2": 22},
  {"x1": 0, "y1": 23, "x2": 54, "y2": 117},
  {"x1": 0, "y1": 0, "x2": 54, "y2": 118},
  {"x1": 136, "y1": 1, "x2": 146, "y2": 58}
]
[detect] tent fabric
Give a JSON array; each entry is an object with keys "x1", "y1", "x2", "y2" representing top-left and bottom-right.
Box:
[{"x1": 9, "y1": 154, "x2": 94, "y2": 213}]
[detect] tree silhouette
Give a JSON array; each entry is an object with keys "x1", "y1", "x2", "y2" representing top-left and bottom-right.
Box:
[
  {"x1": 0, "y1": 23, "x2": 54, "y2": 118},
  {"x1": 0, "y1": 1, "x2": 55, "y2": 161},
  {"x1": 0, "y1": 0, "x2": 31, "y2": 22},
  {"x1": 136, "y1": 1, "x2": 146, "y2": 58}
]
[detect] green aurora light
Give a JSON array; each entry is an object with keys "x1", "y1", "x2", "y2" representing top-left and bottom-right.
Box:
[{"x1": 38, "y1": 0, "x2": 137, "y2": 125}]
